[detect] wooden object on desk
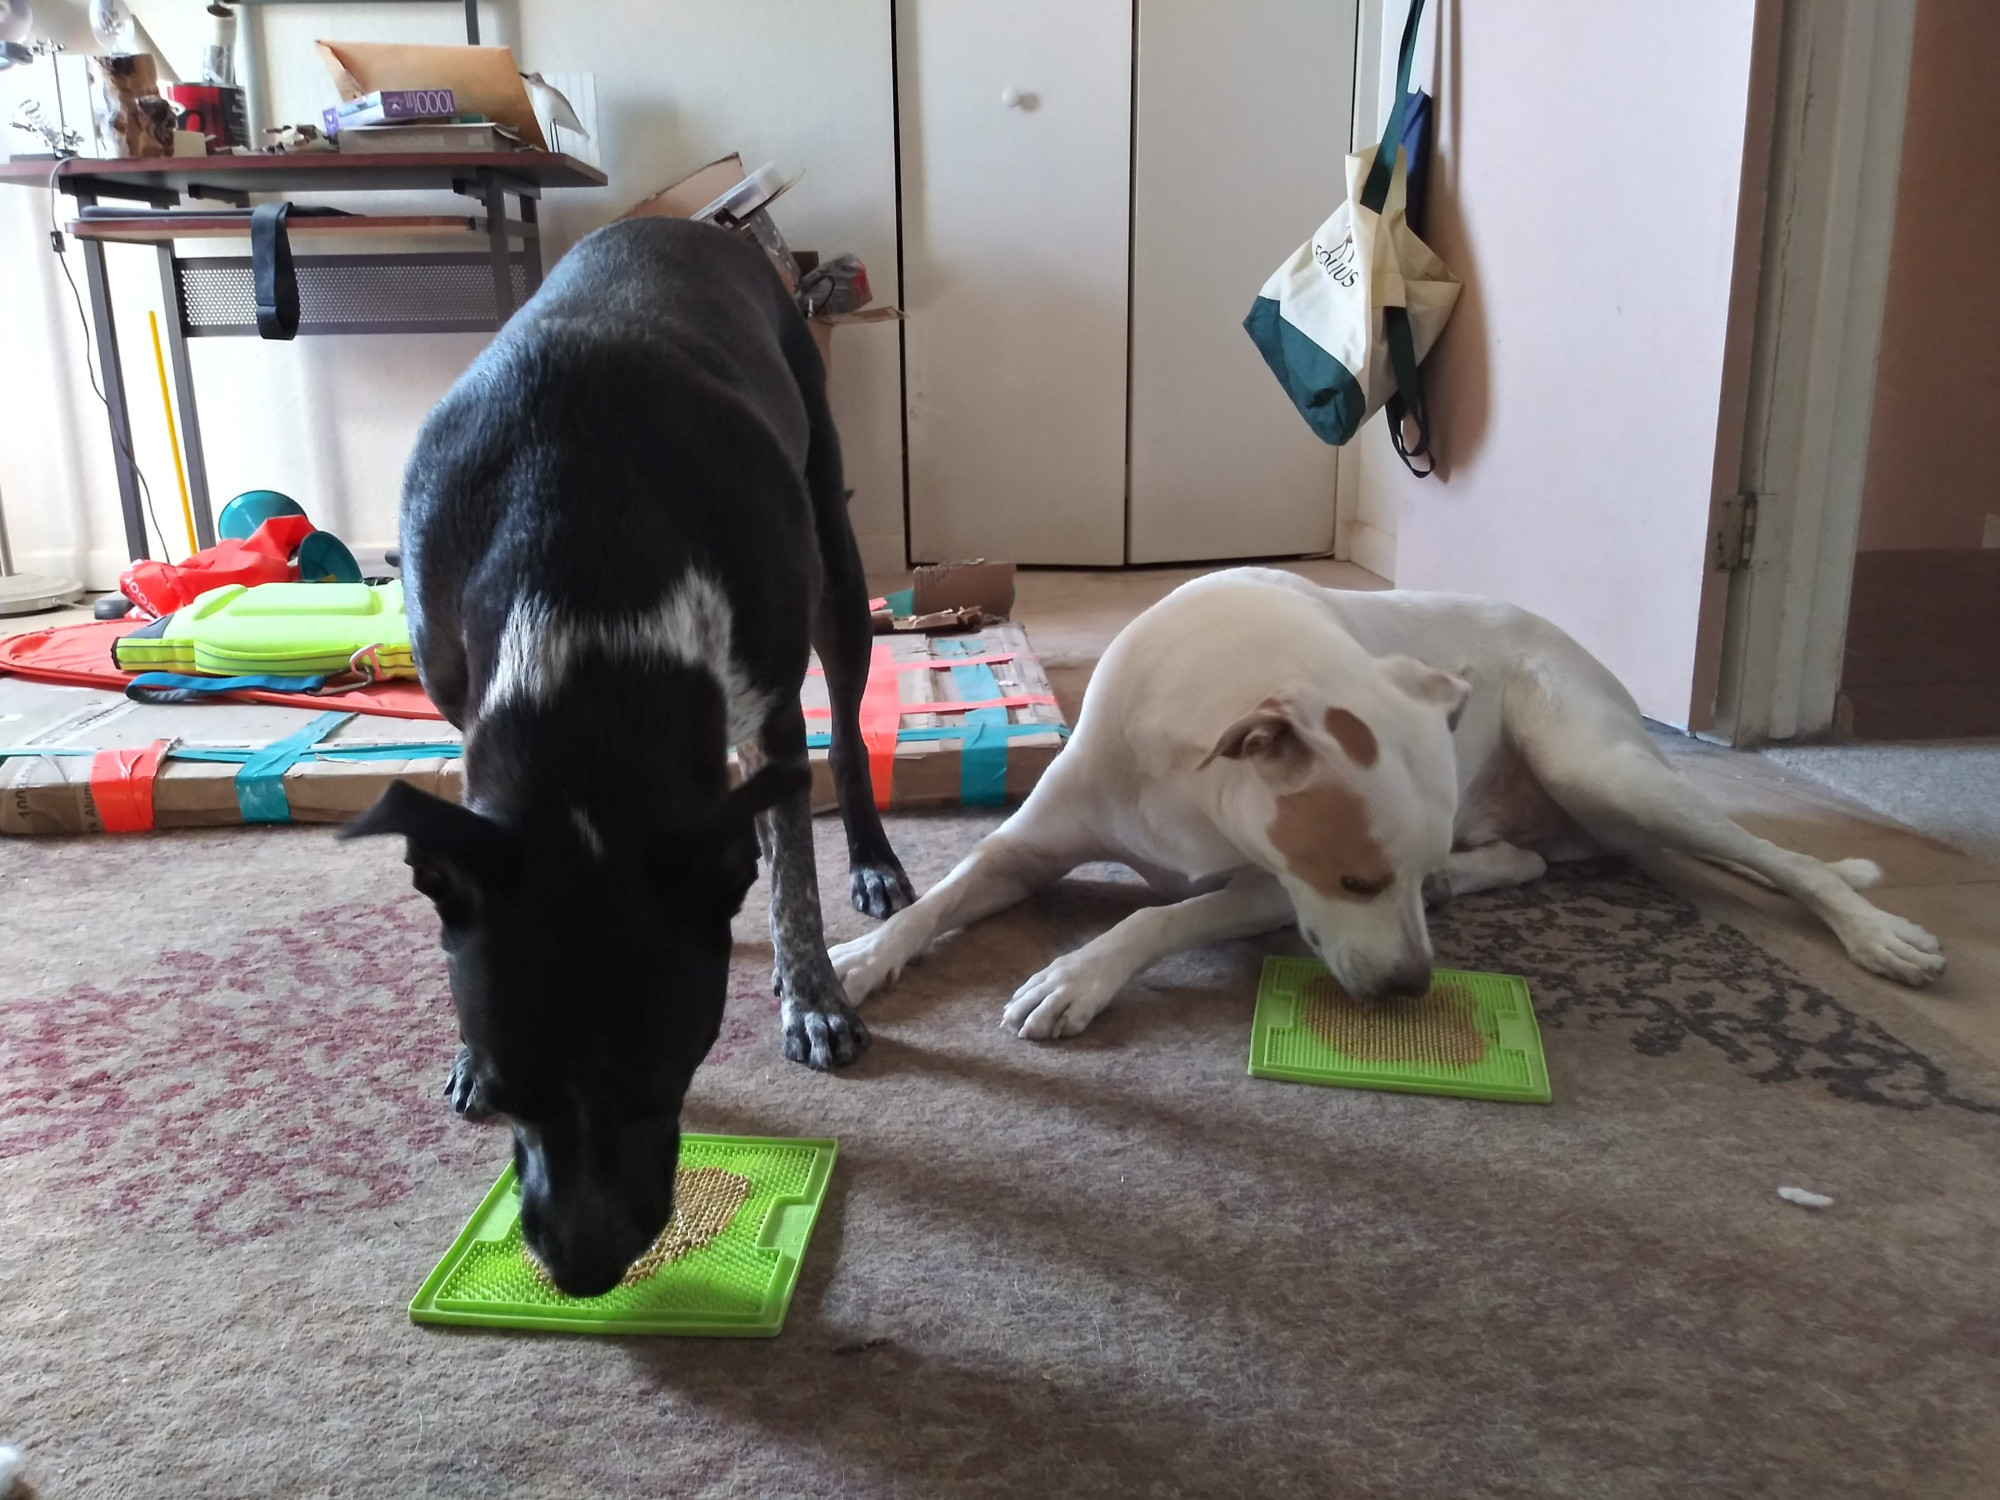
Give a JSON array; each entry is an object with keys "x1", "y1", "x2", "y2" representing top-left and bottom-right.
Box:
[{"x1": 87, "y1": 55, "x2": 174, "y2": 159}]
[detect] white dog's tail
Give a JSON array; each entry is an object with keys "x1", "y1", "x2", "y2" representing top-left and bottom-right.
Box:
[{"x1": 1699, "y1": 854, "x2": 1881, "y2": 892}]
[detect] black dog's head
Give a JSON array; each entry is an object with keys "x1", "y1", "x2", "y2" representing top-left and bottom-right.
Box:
[{"x1": 341, "y1": 765, "x2": 804, "y2": 1296}]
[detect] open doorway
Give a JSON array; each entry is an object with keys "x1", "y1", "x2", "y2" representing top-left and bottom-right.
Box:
[{"x1": 1834, "y1": 0, "x2": 2000, "y2": 742}]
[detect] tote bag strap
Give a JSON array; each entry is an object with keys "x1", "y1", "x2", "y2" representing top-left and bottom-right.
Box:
[
  {"x1": 1363, "y1": 0, "x2": 1438, "y2": 476},
  {"x1": 1359, "y1": 0, "x2": 1427, "y2": 214},
  {"x1": 1384, "y1": 307, "x2": 1434, "y2": 476}
]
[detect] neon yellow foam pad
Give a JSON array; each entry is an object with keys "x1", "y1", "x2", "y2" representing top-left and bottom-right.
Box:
[
  {"x1": 114, "y1": 581, "x2": 417, "y2": 678},
  {"x1": 1249, "y1": 958, "x2": 1551, "y2": 1104},
  {"x1": 409, "y1": 1134, "x2": 837, "y2": 1338}
]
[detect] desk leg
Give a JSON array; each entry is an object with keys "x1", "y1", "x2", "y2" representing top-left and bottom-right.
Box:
[
  {"x1": 520, "y1": 194, "x2": 542, "y2": 297},
  {"x1": 78, "y1": 223, "x2": 149, "y2": 561},
  {"x1": 480, "y1": 170, "x2": 514, "y2": 322},
  {"x1": 155, "y1": 244, "x2": 215, "y2": 549}
]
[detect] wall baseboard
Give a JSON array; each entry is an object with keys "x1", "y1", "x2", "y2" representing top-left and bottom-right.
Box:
[
  {"x1": 14, "y1": 548, "x2": 126, "y2": 594},
  {"x1": 1348, "y1": 521, "x2": 1397, "y2": 584},
  {"x1": 854, "y1": 531, "x2": 907, "y2": 578}
]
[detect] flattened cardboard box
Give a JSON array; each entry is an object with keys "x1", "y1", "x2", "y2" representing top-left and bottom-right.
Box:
[
  {"x1": 739, "y1": 624, "x2": 1066, "y2": 813},
  {"x1": 0, "y1": 677, "x2": 460, "y2": 836},
  {"x1": 1, "y1": 626, "x2": 1065, "y2": 833}
]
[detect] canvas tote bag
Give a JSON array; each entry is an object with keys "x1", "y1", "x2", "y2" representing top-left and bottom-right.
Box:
[{"x1": 1244, "y1": 0, "x2": 1459, "y2": 474}]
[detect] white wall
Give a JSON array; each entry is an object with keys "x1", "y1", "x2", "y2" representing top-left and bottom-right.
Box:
[
  {"x1": 1345, "y1": 0, "x2": 1764, "y2": 724},
  {"x1": 0, "y1": 0, "x2": 905, "y2": 586}
]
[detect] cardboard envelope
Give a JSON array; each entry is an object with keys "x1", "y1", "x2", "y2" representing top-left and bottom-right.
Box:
[{"x1": 315, "y1": 41, "x2": 548, "y2": 150}]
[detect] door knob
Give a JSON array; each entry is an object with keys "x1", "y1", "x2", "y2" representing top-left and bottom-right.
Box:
[{"x1": 1000, "y1": 87, "x2": 1023, "y2": 108}]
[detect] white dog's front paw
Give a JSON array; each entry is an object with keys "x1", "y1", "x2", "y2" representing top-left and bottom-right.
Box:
[
  {"x1": 828, "y1": 932, "x2": 904, "y2": 1005},
  {"x1": 1002, "y1": 953, "x2": 1121, "y2": 1040},
  {"x1": 1842, "y1": 909, "x2": 1946, "y2": 987}
]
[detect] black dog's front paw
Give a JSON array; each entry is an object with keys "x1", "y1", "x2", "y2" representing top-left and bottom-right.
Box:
[
  {"x1": 779, "y1": 968, "x2": 871, "y2": 1071},
  {"x1": 849, "y1": 860, "x2": 915, "y2": 920},
  {"x1": 444, "y1": 1045, "x2": 497, "y2": 1120}
]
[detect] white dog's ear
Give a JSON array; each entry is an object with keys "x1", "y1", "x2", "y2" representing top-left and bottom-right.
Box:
[
  {"x1": 1198, "y1": 696, "x2": 1308, "y2": 770},
  {"x1": 1383, "y1": 656, "x2": 1472, "y2": 731}
]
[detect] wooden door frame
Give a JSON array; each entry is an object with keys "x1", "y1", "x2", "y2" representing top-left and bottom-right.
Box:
[{"x1": 1703, "y1": 0, "x2": 1918, "y2": 744}]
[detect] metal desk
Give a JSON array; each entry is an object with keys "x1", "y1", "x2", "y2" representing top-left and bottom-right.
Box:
[{"x1": 0, "y1": 150, "x2": 607, "y2": 558}]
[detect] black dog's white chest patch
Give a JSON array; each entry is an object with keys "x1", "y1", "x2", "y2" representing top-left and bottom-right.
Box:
[{"x1": 481, "y1": 571, "x2": 771, "y2": 744}]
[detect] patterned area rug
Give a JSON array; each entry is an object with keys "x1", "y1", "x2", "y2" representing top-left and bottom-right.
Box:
[{"x1": 3, "y1": 816, "x2": 1997, "y2": 1498}]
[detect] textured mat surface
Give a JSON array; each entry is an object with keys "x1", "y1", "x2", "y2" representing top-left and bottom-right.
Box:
[{"x1": 3, "y1": 816, "x2": 1998, "y2": 1498}]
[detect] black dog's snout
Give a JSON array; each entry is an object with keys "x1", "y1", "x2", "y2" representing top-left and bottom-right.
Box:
[
  {"x1": 520, "y1": 1197, "x2": 662, "y2": 1299},
  {"x1": 516, "y1": 1133, "x2": 679, "y2": 1298}
]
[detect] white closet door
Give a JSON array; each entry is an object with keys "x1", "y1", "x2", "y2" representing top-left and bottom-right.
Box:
[
  {"x1": 898, "y1": 0, "x2": 1132, "y2": 565},
  {"x1": 1126, "y1": 0, "x2": 1356, "y2": 563}
]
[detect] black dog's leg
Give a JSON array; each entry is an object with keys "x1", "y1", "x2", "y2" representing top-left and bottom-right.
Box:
[
  {"x1": 750, "y1": 708, "x2": 870, "y2": 1070},
  {"x1": 793, "y1": 336, "x2": 914, "y2": 920},
  {"x1": 814, "y1": 540, "x2": 915, "y2": 920}
]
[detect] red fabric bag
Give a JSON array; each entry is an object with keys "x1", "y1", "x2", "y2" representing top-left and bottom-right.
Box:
[{"x1": 119, "y1": 514, "x2": 317, "y2": 618}]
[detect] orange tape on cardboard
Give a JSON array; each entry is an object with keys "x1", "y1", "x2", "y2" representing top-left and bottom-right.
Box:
[
  {"x1": 804, "y1": 694, "x2": 1056, "y2": 720},
  {"x1": 89, "y1": 740, "x2": 169, "y2": 833},
  {"x1": 859, "y1": 641, "x2": 901, "y2": 811}
]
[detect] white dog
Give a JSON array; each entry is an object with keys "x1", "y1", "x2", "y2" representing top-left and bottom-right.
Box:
[{"x1": 831, "y1": 568, "x2": 1944, "y2": 1038}]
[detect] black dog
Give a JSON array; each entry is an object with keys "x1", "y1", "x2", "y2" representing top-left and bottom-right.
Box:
[{"x1": 341, "y1": 216, "x2": 913, "y2": 1296}]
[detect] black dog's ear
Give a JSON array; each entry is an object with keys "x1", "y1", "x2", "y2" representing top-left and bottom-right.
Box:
[
  {"x1": 339, "y1": 779, "x2": 523, "y2": 921},
  {"x1": 716, "y1": 763, "x2": 810, "y2": 893},
  {"x1": 721, "y1": 762, "x2": 811, "y2": 825}
]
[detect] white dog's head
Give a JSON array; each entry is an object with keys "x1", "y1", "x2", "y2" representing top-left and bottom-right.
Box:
[{"x1": 1200, "y1": 657, "x2": 1469, "y2": 1005}]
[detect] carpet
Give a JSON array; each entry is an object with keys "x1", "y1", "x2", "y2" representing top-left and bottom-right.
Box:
[
  {"x1": 4, "y1": 815, "x2": 1998, "y2": 1498},
  {"x1": 1762, "y1": 739, "x2": 2000, "y2": 869}
]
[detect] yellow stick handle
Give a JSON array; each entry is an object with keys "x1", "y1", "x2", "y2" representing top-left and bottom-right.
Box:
[{"x1": 148, "y1": 311, "x2": 199, "y2": 558}]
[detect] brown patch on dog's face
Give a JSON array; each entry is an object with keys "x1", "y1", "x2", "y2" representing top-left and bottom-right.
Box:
[
  {"x1": 1322, "y1": 707, "x2": 1378, "y2": 767},
  {"x1": 1268, "y1": 776, "x2": 1395, "y2": 899}
]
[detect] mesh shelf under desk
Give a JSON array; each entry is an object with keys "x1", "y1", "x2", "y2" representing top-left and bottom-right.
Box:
[{"x1": 173, "y1": 252, "x2": 532, "y2": 337}]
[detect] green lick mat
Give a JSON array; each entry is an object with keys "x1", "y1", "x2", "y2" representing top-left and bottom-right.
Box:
[
  {"x1": 1249, "y1": 958, "x2": 1551, "y2": 1104},
  {"x1": 409, "y1": 1133, "x2": 837, "y2": 1338}
]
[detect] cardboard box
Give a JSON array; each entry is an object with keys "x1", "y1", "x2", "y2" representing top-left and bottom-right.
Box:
[
  {"x1": 0, "y1": 676, "x2": 460, "y2": 836},
  {"x1": 314, "y1": 40, "x2": 548, "y2": 149},
  {"x1": 620, "y1": 155, "x2": 902, "y2": 373},
  {"x1": 0, "y1": 625, "x2": 1069, "y2": 832},
  {"x1": 913, "y1": 560, "x2": 1016, "y2": 617},
  {"x1": 735, "y1": 624, "x2": 1067, "y2": 813}
]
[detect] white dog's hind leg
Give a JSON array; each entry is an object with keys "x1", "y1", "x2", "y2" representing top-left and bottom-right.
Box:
[
  {"x1": 1003, "y1": 874, "x2": 1293, "y2": 1040},
  {"x1": 828, "y1": 794, "x2": 1098, "y2": 1003},
  {"x1": 1529, "y1": 736, "x2": 1945, "y2": 986}
]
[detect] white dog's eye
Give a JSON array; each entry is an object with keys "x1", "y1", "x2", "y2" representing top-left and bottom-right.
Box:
[{"x1": 1340, "y1": 875, "x2": 1389, "y2": 897}]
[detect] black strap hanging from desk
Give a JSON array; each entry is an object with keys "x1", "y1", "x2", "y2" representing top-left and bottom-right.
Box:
[{"x1": 252, "y1": 201, "x2": 299, "y2": 340}]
